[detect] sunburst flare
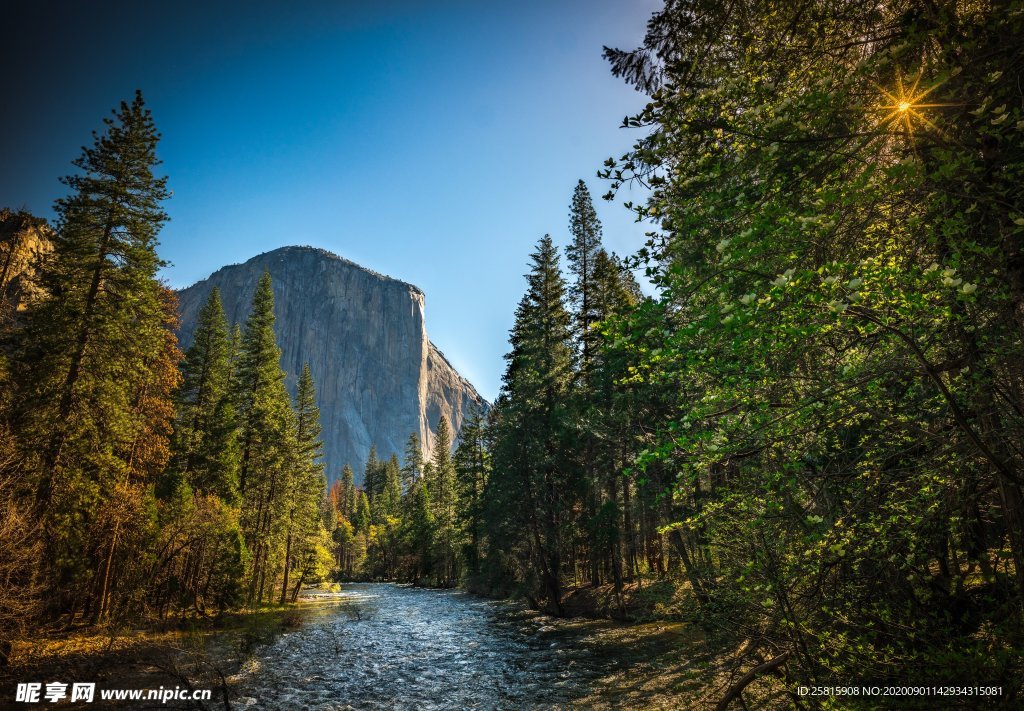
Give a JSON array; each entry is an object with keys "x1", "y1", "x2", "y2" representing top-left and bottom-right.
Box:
[{"x1": 876, "y1": 72, "x2": 951, "y2": 134}]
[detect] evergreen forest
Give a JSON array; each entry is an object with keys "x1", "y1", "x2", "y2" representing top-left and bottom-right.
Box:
[{"x1": 2, "y1": 0, "x2": 1024, "y2": 706}]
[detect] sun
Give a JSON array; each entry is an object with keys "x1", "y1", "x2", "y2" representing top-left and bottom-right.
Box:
[{"x1": 876, "y1": 72, "x2": 950, "y2": 134}]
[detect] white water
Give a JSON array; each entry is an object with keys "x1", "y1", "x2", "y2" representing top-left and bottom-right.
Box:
[{"x1": 234, "y1": 583, "x2": 622, "y2": 710}]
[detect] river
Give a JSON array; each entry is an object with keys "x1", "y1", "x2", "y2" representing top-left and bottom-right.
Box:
[{"x1": 232, "y1": 583, "x2": 689, "y2": 710}]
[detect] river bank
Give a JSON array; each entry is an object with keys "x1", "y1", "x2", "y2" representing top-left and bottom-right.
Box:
[
  {"x1": 0, "y1": 605, "x2": 306, "y2": 709},
  {"x1": 1, "y1": 582, "x2": 746, "y2": 709},
  {"x1": 560, "y1": 577, "x2": 693, "y2": 621},
  {"x1": 230, "y1": 583, "x2": 714, "y2": 709}
]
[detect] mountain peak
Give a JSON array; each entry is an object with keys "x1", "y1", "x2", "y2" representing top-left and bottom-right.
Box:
[
  {"x1": 182, "y1": 244, "x2": 425, "y2": 297},
  {"x1": 176, "y1": 246, "x2": 485, "y2": 482}
]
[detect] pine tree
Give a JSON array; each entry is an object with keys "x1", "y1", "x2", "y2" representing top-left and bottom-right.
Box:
[
  {"x1": 353, "y1": 490, "x2": 371, "y2": 534},
  {"x1": 565, "y1": 180, "x2": 604, "y2": 374},
  {"x1": 229, "y1": 322, "x2": 243, "y2": 372},
  {"x1": 586, "y1": 249, "x2": 642, "y2": 602},
  {"x1": 379, "y1": 454, "x2": 402, "y2": 520},
  {"x1": 233, "y1": 271, "x2": 296, "y2": 604},
  {"x1": 339, "y1": 464, "x2": 356, "y2": 520},
  {"x1": 280, "y1": 363, "x2": 327, "y2": 603},
  {"x1": 236, "y1": 272, "x2": 286, "y2": 493},
  {"x1": 406, "y1": 479, "x2": 434, "y2": 585},
  {"x1": 486, "y1": 234, "x2": 573, "y2": 613},
  {"x1": 169, "y1": 287, "x2": 238, "y2": 500},
  {"x1": 10, "y1": 92, "x2": 177, "y2": 618},
  {"x1": 454, "y1": 405, "x2": 490, "y2": 578},
  {"x1": 429, "y1": 416, "x2": 459, "y2": 585},
  {"x1": 400, "y1": 432, "x2": 423, "y2": 494},
  {"x1": 292, "y1": 364, "x2": 323, "y2": 478},
  {"x1": 363, "y1": 452, "x2": 403, "y2": 580},
  {"x1": 564, "y1": 182, "x2": 609, "y2": 589},
  {"x1": 91, "y1": 285, "x2": 182, "y2": 621},
  {"x1": 332, "y1": 515, "x2": 355, "y2": 577},
  {"x1": 363, "y1": 444, "x2": 380, "y2": 503}
]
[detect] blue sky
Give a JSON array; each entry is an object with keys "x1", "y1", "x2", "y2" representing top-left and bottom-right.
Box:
[{"x1": 0, "y1": 0, "x2": 658, "y2": 400}]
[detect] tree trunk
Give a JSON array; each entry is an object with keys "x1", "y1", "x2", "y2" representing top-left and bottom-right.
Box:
[
  {"x1": 280, "y1": 521, "x2": 293, "y2": 605},
  {"x1": 95, "y1": 528, "x2": 119, "y2": 622},
  {"x1": 622, "y1": 474, "x2": 636, "y2": 580},
  {"x1": 39, "y1": 214, "x2": 115, "y2": 508}
]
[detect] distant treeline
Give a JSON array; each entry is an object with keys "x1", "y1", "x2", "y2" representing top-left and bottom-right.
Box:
[{"x1": 324, "y1": 180, "x2": 646, "y2": 598}]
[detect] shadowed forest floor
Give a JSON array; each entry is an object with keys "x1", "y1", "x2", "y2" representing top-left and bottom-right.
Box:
[{"x1": 0, "y1": 607, "x2": 299, "y2": 709}]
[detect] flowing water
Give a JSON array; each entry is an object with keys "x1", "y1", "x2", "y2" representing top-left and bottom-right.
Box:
[{"x1": 233, "y1": 583, "x2": 651, "y2": 710}]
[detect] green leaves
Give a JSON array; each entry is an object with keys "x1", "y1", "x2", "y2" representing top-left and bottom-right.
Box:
[
  {"x1": 596, "y1": 0, "x2": 1024, "y2": 693},
  {"x1": 9, "y1": 92, "x2": 178, "y2": 621}
]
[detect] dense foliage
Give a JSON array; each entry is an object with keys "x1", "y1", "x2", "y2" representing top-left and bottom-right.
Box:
[
  {"x1": 471, "y1": 0, "x2": 1024, "y2": 702},
  {"x1": 348, "y1": 0, "x2": 1024, "y2": 704},
  {"x1": 0, "y1": 95, "x2": 334, "y2": 646},
  {"x1": 2, "y1": 1, "x2": 1023, "y2": 703}
]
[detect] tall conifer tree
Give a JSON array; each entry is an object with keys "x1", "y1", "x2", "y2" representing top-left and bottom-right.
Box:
[
  {"x1": 487, "y1": 235, "x2": 573, "y2": 612},
  {"x1": 454, "y1": 405, "x2": 490, "y2": 578},
  {"x1": 565, "y1": 180, "x2": 604, "y2": 374},
  {"x1": 11, "y1": 92, "x2": 177, "y2": 617},
  {"x1": 400, "y1": 432, "x2": 423, "y2": 494},
  {"x1": 233, "y1": 271, "x2": 296, "y2": 604},
  {"x1": 363, "y1": 444, "x2": 380, "y2": 503},
  {"x1": 340, "y1": 464, "x2": 356, "y2": 520},
  {"x1": 353, "y1": 491, "x2": 371, "y2": 534},
  {"x1": 379, "y1": 454, "x2": 402, "y2": 520},
  {"x1": 429, "y1": 417, "x2": 459, "y2": 585},
  {"x1": 281, "y1": 363, "x2": 327, "y2": 602},
  {"x1": 406, "y1": 479, "x2": 434, "y2": 585},
  {"x1": 170, "y1": 287, "x2": 238, "y2": 500}
]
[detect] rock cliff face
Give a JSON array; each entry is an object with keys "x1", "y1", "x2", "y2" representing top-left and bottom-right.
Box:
[
  {"x1": 175, "y1": 246, "x2": 486, "y2": 483},
  {"x1": 0, "y1": 209, "x2": 52, "y2": 318}
]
